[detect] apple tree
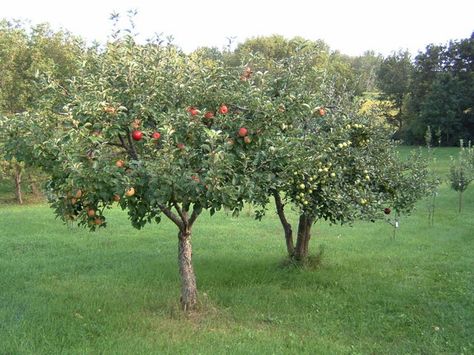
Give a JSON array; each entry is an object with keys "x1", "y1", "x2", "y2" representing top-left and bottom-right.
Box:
[
  {"x1": 33, "y1": 34, "x2": 282, "y2": 309},
  {"x1": 233, "y1": 49, "x2": 436, "y2": 261}
]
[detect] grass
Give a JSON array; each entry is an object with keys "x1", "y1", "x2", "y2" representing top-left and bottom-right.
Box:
[{"x1": 0, "y1": 147, "x2": 473, "y2": 354}]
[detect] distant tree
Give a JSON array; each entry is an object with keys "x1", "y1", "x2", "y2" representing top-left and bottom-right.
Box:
[
  {"x1": 0, "y1": 19, "x2": 84, "y2": 203},
  {"x1": 376, "y1": 50, "x2": 413, "y2": 135},
  {"x1": 407, "y1": 34, "x2": 474, "y2": 145},
  {"x1": 449, "y1": 142, "x2": 473, "y2": 212},
  {"x1": 350, "y1": 50, "x2": 383, "y2": 94}
]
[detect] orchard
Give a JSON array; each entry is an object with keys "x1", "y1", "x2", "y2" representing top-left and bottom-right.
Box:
[{"x1": 3, "y1": 32, "x2": 435, "y2": 311}]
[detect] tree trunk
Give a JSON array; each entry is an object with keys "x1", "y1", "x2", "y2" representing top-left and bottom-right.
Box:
[
  {"x1": 178, "y1": 227, "x2": 197, "y2": 311},
  {"x1": 14, "y1": 165, "x2": 23, "y2": 205},
  {"x1": 29, "y1": 172, "x2": 40, "y2": 196},
  {"x1": 273, "y1": 191, "x2": 294, "y2": 257},
  {"x1": 459, "y1": 190, "x2": 463, "y2": 213},
  {"x1": 294, "y1": 214, "x2": 314, "y2": 261}
]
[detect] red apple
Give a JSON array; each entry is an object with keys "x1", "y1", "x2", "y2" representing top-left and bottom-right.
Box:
[
  {"x1": 132, "y1": 130, "x2": 143, "y2": 141},
  {"x1": 219, "y1": 105, "x2": 228, "y2": 114},
  {"x1": 115, "y1": 159, "x2": 125, "y2": 168},
  {"x1": 125, "y1": 187, "x2": 135, "y2": 197},
  {"x1": 177, "y1": 143, "x2": 185, "y2": 150},
  {"x1": 315, "y1": 107, "x2": 326, "y2": 117},
  {"x1": 187, "y1": 106, "x2": 199, "y2": 116},
  {"x1": 238, "y1": 127, "x2": 248, "y2": 137},
  {"x1": 384, "y1": 207, "x2": 391, "y2": 215},
  {"x1": 152, "y1": 132, "x2": 161, "y2": 140},
  {"x1": 204, "y1": 111, "x2": 214, "y2": 119},
  {"x1": 244, "y1": 136, "x2": 251, "y2": 144}
]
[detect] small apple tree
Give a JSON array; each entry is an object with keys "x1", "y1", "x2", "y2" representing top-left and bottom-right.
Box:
[
  {"x1": 34, "y1": 34, "x2": 282, "y2": 309},
  {"x1": 448, "y1": 142, "x2": 473, "y2": 213},
  {"x1": 234, "y1": 50, "x2": 435, "y2": 261}
]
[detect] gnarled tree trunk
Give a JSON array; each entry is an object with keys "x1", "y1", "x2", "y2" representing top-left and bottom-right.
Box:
[
  {"x1": 178, "y1": 227, "x2": 197, "y2": 310},
  {"x1": 294, "y1": 214, "x2": 314, "y2": 261},
  {"x1": 160, "y1": 202, "x2": 201, "y2": 311}
]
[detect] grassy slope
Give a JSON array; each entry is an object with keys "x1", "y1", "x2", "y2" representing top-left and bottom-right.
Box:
[{"x1": 0, "y1": 147, "x2": 473, "y2": 354}]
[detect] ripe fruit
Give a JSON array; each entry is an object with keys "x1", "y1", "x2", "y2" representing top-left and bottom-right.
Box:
[
  {"x1": 125, "y1": 187, "x2": 135, "y2": 197},
  {"x1": 188, "y1": 107, "x2": 199, "y2": 116},
  {"x1": 132, "y1": 130, "x2": 143, "y2": 141},
  {"x1": 177, "y1": 143, "x2": 185, "y2": 150},
  {"x1": 152, "y1": 132, "x2": 161, "y2": 140},
  {"x1": 71, "y1": 198, "x2": 77, "y2": 205},
  {"x1": 204, "y1": 111, "x2": 214, "y2": 119},
  {"x1": 243, "y1": 136, "x2": 251, "y2": 144},
  {"x1": 219, "y1": 105, "x2": 228, "y2": 114},
  {"x1": 74, "y1": 190, "x2": 83, "y2": 199},
  {"x1": 318, "y1": 107, "x2": 326, "y2": 116},
  {"x1": 87, "y1": 209, "x2": 96, "y2": 217},
  {"x1": 94, "y1": 218, "x2": 103, "y2": 225},
  {"x1": 384, "y1": 207, "x2": 391, "y2": 215},
  {"x1": 238, "y1": 127, "x2": 248, "y2": 137},
  {"x1": 115, "y1": 159, "x2": 125, "y2": 168},
  {"x1": 113, "y1": 194, "x2": 121, "y2": 202}
]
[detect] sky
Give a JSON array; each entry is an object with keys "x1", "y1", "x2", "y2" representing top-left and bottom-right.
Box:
[{"x1": 1, "y1": 0, "x2": 473, "y2": 56}]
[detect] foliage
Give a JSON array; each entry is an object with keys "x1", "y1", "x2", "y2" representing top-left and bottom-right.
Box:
[
  {"x1": 376, "y1": 50, "x2": 412, "y2": 134},
  {"x1": 406, "y1": 34, "x2": 474, "y2": 145},
  {"x1": 0, "y1": 20, "x2": 84, "y2": 203},
  {"x1": 349, "y1": 50, "x2": 383, "y2": 94}
]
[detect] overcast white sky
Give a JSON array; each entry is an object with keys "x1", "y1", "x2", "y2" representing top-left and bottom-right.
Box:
[{"x1": 2, "y1": 0, "x2": 473, "y2": 56}]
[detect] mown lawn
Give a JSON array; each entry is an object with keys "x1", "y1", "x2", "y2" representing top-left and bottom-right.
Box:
[{"x1": 0, "y1": 147, "x2": 473, "y2": 354}]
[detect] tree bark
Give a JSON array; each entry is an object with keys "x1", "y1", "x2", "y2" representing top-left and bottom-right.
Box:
[
  {"x1": 14, "y1": 165, "x2": 23, "y2": 205},
  {"x1": 273, "y1": 191, "x2": 294, "y2": 257},
  {"x1": 28, "y1": 172, "x2": 40, "y2": 196},
  {"x1": 294, "y1": 214, "x2": 314, "y2": 261},
  {"x1": 178, "y1": 227, "x2": 197, "y2": 311}
]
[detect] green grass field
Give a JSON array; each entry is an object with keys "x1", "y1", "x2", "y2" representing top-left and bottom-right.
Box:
[{"x1": 1, "y1": 147, "x2": 473, "y2": 354}]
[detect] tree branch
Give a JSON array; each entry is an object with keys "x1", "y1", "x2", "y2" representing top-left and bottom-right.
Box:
[
  {"x1": 117, "y1": 133, "x2": 138, "y2": 159},
  {"x1": 173, "y1": 202, "x2": 187, "y2": 225},
  {"x1": 189, "y1": 204, "x2": 202, "y2": 227},
  {"x1": 124, "y1": 128, "x2": 139, "y2": 160},
  {"x1": 158, "y1": 203, "x2": 183, "y2": 229}
]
